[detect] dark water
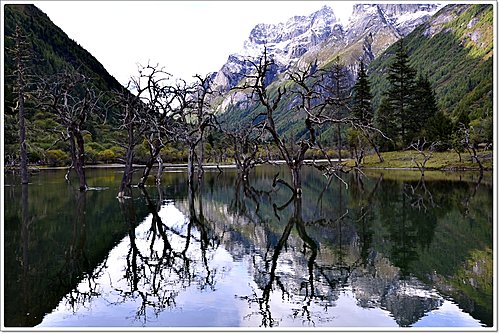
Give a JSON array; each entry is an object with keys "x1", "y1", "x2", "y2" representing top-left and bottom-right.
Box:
[{"x1": 3, "y1": 166, "x2": 493, "y2": 328}]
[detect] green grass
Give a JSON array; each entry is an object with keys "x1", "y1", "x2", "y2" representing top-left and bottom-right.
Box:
[{"x1": 354, "y1": 150, "x2": 493, "y2": 170}]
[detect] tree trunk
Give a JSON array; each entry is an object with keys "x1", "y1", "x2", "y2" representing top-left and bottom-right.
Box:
[
  {"x1": 138, "y1": 160, "x2": 153, "y2": 188},
  {"x1": 18, "y1": 83, "x2": 28, "y2": 184},
  {"x1": 374, "y1": 146, "x2": 384, "y2": 162},
  {"x1": 74, "y1": 130, "x2": 87, "y2": 191},
  {"x1": 118, "y1": 111, "x2": 134, "y2": 198},
  {"x1": 188, "y1": 145, "x2": 195, "y2": 185},
  {"x1": 291, "y1": 165, "x2": 302, "y2": 197},
  {"x1": 156, "y1": 155, "x2": 163, "y2": 185},
  {"x1": 118, "y1": 146, "x2": 134, "y2": 198},
  {"x1": 138, "y1": 144, "x2": 162, "y2": 187},
  {"x1": 15, "y1": 27, "x2": 29, "y2": 185},
  {"x1": 197, "y1": 135, "x2": 205, "y2": 179},
  {"x1": 337, "y1": 123, "x2": 342, "y2": 162}
]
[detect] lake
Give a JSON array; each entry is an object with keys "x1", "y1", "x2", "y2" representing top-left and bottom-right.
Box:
[{"x1": 3, "y1": 165, "x2": 493, "y2": 328}]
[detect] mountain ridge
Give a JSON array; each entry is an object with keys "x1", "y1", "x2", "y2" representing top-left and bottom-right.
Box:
[{"x1": 211, "y1": 3, "x2": 443, "y2": 97}]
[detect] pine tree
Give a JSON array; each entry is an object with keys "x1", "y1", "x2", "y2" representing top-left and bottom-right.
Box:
[
  {"x1": 327, "y1": 56, "x2": 350, "y2": 161},
  {"x1": 352, "y1": 61, "x2": 373, "y2": 125},
  {"x1": 425, "y1": 111, "x2": 453, "y2": 150},
  {"x1": 385, "y1": 40, "x2": 417, "y2": 147},
  {"x1": 412, "y1": 74, "x2": 438, "y2": 138},
  {"x1": 375, "y1": 96, "x2": 399, "y2": 151},
  {"x1": 351, "y1": 61, "x2": 384, "y2": 162}
]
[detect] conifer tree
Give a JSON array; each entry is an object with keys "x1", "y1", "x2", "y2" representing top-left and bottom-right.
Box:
[
  {"x1": 385, "y1": 40, "x2": 417, "y2": 147},
  {"x1": 375, "y1": 97, "x2": 398, "y2": 151},
  {"x1": 352, "y1": 61, "x2": 373, "y2": 125},
  {"x1": 425, "y1": 111, "x2": 453, "y2": 149},
  {"x1": 412, "y1": 74, "x2": 438, "y2": 138},
  {"x1": 326, "y1": 56, "x2": 350, "y2": 161},
  {"x1": 351, "y1": 61, "x2": 383, "y2": 162}
]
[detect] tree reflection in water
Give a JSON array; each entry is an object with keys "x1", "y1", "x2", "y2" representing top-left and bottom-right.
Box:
[
  {"x1": 109, "y1": 176, "x2": 222, "y2": 324},
  {"x1": 29, "y1": 168, "x2": 491, "y2": 327},
  {"x1": 236, "y1": 173, "x2": 381, "y2": 327},
  {"x1": 58, "y1": 191, "x2": 104, "y2": 312}
]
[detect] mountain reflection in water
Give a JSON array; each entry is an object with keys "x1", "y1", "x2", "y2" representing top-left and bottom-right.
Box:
[{"x1": 3, "y1": 166, "x2": 492, "y2": 327}]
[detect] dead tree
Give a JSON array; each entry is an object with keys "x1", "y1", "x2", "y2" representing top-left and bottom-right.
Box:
[
  {"x1": 225, "y1": 122, "x2": 266, "y2": 181},
  {"x1": 112, "y1": 85, "x2": 146, "y2": 198},
  {"x1": 458, "y1": 124, "x2": 486, "y2": 174},
  {"x1": 236, "y1": 48, "x2": 386, "y2": 197},
  {"x1": 233, "y1": 47, "x2": 298, "y2": 192},
  {"x1": 37, "y1": 70, "x2": 100, "y2": 191},
  {"x1": 133, "y1": 63, "x2": 176, "y2": 187},
  {"x1": 7, "y1": 25, "x2": 35, "y2": 184},
  {"x1": 5, "y1": 25, "x2": 36, "y2": 184},
  {"x1": 408, "y1": 139, "x2": 437, "y2": 176},
  {"x1": 170, "y1": 74, "x2": 217, "y2": 185}
]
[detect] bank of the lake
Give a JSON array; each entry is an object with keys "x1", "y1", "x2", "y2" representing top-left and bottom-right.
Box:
[
  {"x1": 6, "y1": 149, "x2": 493, "y2": 177},
  {"x1": 351, "y1": 150, "x2": 493, "y2": 171}
]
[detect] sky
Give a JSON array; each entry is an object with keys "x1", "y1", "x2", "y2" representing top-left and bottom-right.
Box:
[{"x1": 31, "y1": 1, "x2": 354, "y2": 85}]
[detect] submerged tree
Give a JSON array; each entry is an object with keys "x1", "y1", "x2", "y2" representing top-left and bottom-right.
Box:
[
  {"x1": 225, "y1": 122, "x2": 266, "y2": 181},
  {"x1": 171, "y1": 74, "x2": 218, "y2": 185},
  {"x1": 7, "y1": 25, "x2": 34, "y2": 184},
  {"x1": 134, "y1": 64, "x2": 176, "y2": 187},
  {"x1": 235, "y1": 48, "x2": 381, "y2": 196},
  {"x1": 37, "y1": 70, "x2": 101, "y2": 191},
  {"x1": 112, "y1": 84, "x2": 146, "y2": 198}
]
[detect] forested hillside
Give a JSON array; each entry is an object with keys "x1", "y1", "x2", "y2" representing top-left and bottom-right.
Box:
[
  {"x1": 220, "y1": 4, "x2": 493, "y2": 151},
  {"x1": 4, "y1": 4, "x2": 124, "y2": 165},
  {"x1": 368, "y1": 4, "x2": 493, "y2": 129}
]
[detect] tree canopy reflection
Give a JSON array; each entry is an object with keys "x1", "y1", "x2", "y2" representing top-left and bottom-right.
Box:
[{"x1": 5, "y1": 167, "x2": 491, "y2": 327}]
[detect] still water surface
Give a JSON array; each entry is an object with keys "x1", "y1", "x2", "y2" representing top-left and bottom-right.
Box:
[{"x1": 3, "y1": 166, "x2": 493, "y2": 327}]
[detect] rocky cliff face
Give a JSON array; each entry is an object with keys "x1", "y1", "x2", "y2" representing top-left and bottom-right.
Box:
[
  {"x1": 212, "y1": 3, "x2": 442, "y2": 96},
  {"x1": 212, "y1": 5, "x2": 342, "y2": 93}
]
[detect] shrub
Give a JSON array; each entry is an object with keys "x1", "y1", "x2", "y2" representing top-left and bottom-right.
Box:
[
  {"x1": 97, "y1": 149, "x2": 116, "y2": 163},
  {"x1": 45, "y1": 149, "x2": 69, "y2": 167}
]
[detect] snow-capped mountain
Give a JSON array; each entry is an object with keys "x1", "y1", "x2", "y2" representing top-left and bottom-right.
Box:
[
  {"x1": 212, "y1": 3, "x2": 442, "y2": 95},
  {"x1": 212, "y1": 5, "x2": 343, "y2": 92}
]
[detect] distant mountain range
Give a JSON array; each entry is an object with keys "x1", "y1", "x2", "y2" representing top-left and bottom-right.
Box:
[
  {"x1": 211, "y1": 4, "x2": 442, "y2": 94},
  {"x1": 215, "y1": 3, "x2": 493, "y2": 139}
]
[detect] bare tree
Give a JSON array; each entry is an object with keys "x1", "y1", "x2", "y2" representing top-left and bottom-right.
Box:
[
  {"x1": 37, "y1": 70, "x2": 101, "y2": 191},
  {"x1": 235, "y1": 48, "x2": 385, "y2": 196},
  {"x1": 7, "y1": 25, "x2": 34, "y2": 184},
  {"x1": 134, "y1": 63, "x2": 176, "y2": 187},
  {"x1": 408, "y1": 139, "x2": 437, "y2": 176},
  {"x1": 458, "y1": 123, "x2": 487, "y2": 174},
  {"x1": 170, "y1": 74, "x2": 218, "y2": 184},
  {"x1": 112, "y1": 86, "x2": 145, "y2": 198},
  {"x1": 225, "y1": 122, "x2": 266, "y2": 180}
]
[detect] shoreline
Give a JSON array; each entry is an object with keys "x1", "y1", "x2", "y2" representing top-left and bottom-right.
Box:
[{"x1": 5, "y1": 160, "x2": 491, "y2": 173}]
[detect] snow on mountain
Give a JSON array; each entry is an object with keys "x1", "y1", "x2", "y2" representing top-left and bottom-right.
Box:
[
  {"x1": 212, "y1": 3, "x2": 443, "y2": 100},
  {"x1": 212, "y1": 5, "x2": 341, "y2": 92}
]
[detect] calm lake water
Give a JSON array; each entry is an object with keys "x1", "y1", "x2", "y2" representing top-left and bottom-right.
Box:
[{"x1": 3, "y1": 165, "x2": 493, "y2": 328}]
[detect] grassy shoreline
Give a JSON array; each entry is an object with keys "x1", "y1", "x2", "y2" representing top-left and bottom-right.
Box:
[
  {"x1": 351, "y1": 150, "x2": 493, "y2": 171},
  {"x1": 6, "y1": 150, "x2": 493, "y2": 172}
]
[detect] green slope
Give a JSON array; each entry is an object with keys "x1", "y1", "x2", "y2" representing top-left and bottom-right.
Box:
[
  {"x1": 221, "y1": 4, "x2": 493, "y2": 143},
  {"x1": 368, "y1": 4, "x2": 493, "y2": 121},
  {"x1": 3, "y1": 4, "x2": 125, "y2": 165}
]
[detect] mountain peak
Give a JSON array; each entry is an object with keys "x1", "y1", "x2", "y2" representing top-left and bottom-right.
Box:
[{"x1": 212, "y1": 3, "x2": 441, "y2": 95}]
